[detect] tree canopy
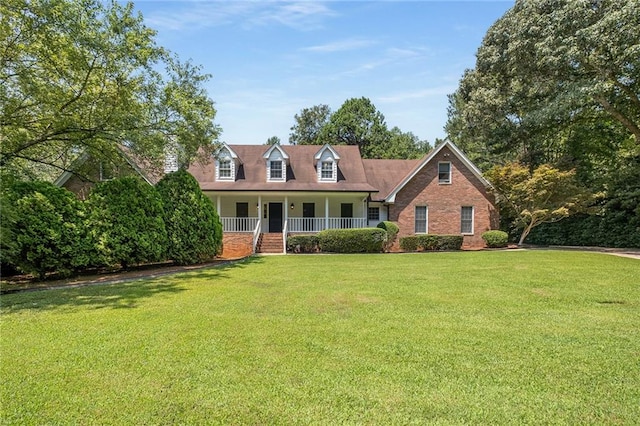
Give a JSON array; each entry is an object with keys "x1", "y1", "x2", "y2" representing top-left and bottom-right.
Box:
[
  {"x1": 445, "y1": 0, "x2": 639, "y2": 172},
  {"x1": 0, "y1": 0, "x2": 220, "y2": 180},
  {"x1": 289, "y1": 98, "x2": 430, "y2": 159}
]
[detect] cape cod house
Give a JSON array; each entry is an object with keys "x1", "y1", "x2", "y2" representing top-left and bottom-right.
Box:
[
  {"x1": 55, "y1": 140, "x2": 497, "y2": 258},
  {"x1": 187, "y1": 140, "x2": 498, "y2": 257}
]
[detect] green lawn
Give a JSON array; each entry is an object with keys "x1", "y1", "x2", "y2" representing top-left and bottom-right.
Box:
[{"x1": 1, "y1": 251, "x2": 638, "y2": 424}]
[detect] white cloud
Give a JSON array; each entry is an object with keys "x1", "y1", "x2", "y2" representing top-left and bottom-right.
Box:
[
  {"x1": 378, "y1": 86, "x2": 457, "y2": 104},
  {"x1": 302, "y1": 38, "x2": 377, "y2": 53},
  {"x1": 142, "y1": 1, "x2": 336, "y2": 32}
]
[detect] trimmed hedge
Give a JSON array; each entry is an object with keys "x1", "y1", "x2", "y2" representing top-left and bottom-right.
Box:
[
  {"x1": 5, "y1": 181, "x2": 92, "y2": 279},
  {"x1": 377, "y1": 221, "x2": 399, "y2": 251},
  {"x1": 317, "y1": 228, "x2": 387, "y2": 253},
  {"x1": 86, "y1": 176, "x2": 168, "y2": 268},
  {"x1": 482, "y1": 230, "x2": 509, "y2": 248},
  {"x1": 287, "y1": 235, "x2": 320, "y2": 253},
  {"x1": 156, "y1": 170, "x2": 223, "y2": 265},
  {"x1": 399, "y1": 235, "x2": 463, "y2": 251}
]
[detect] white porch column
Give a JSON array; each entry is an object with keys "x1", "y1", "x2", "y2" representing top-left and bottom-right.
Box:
[
  {"x1": 258, "y1": 195, "x2": 262, "y2": 228},
  {"x1": 217, "y1": 196, "x2": 221, "y2": 216},
  {"x1": 284, "y1": 195, "x2": 288, "y2": 224},
  {"x1": 325, "y1": 196, "x2": 329, "y2": 229}
]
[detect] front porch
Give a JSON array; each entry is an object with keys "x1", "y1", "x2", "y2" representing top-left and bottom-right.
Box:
[{"x1": 207, "y1": 192, "x2": 383, "y2": 256}]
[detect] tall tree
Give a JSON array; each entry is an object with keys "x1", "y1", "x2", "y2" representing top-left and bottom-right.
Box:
[
  {"x1": 320, "y1": 97, "x2": 389, "y2": 158},
  {"x1": 446, "y1": 0, "x2": 640, "y2": 172},
  {"x1": 265, "y1": 136, "x2": 281, "y2": 146},
  {"x1": 289, "y1": 104, "x2": 331, "y2": 145},
  {"x1": 0, "y1": 0, "x2": 220, "y2": 180}
]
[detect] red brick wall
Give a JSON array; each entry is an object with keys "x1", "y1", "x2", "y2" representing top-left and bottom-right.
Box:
[
  {"x1": 389, "y1": 146, "x2": 498, "y2": 249},
  {"x1": 221, "y1": 233, "x2": 253, "y2": 259}
]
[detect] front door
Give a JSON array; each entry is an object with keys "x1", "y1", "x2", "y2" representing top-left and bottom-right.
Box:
[
  {"x1": 341, "y1": 203, "x2": 353, "y2": 228},
  {"x1": 303, "y1": 203, "x2": 315, "y2": 231},
  {"x1": 268, "y1": 202, "x2": 283, "y2": 233}
]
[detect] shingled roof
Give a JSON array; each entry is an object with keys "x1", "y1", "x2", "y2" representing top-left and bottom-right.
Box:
[
  {"x1": 362, "y1": 159, "x2": 421, "y2": 201},
  {"x1": 189, "y1": 144, "x2": 377, "y2": 192}
]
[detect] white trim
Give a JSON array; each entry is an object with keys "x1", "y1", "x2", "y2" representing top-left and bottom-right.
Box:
[
  {"x1": 262, "y1": 143, "x2": 289, "y2": 160},
  {"x1": 385, "y1": 139, "x2": 492, "y2": 203},
  {"x1": 461, "y1": 205, "x2": 474, "y2": 235},
  {"x1": 214, "y1": 143, "x2": 240, "y2": 162},
  {"x1": 414, "y1": 205, "x2": 428, "y2": 234},
  {"x1": 313, "y1": 144, "x2": 341, "y2": 161},
  {"x1": 438, "y1": 161, "x2": 451, "y2": 185}
]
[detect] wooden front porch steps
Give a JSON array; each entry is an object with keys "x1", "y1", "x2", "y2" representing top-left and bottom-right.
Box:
[{"x1": 256, "y1": 233, "x2": 284, "y2": 254}]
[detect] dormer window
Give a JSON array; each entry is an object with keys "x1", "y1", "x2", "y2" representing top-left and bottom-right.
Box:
[
  {"x1": 215, "y1": 143, "x2": 240, "y2": 182},
  {"x1": 321, "y1": 161, "x2": 334, "y2": 180},
  {"x1": 315, "y1": 144, "x2": 340, "y2": 183},
  {"x1": 263, "y1": 144, "x2": 289, "y2": 182},
  {"x1": 218, "y1": 159, "x2": 232, "y2": 179},
  {"x1": 269, "y1": 161, "x2": 283, "y2": 180}
]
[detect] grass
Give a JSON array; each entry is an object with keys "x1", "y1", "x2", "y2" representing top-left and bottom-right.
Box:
[{"x1": 1, "y1": 251, "x2": 638, "y2": 424}]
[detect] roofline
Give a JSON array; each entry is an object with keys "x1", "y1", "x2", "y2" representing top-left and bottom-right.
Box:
[
  {"x1": 262, "y1": 143, "x2": 289, "y2": 160},
  {"x1": 53, "y1": 147, "x2": 154, "y2": 187},
  {"x1": 385, "y1": 139, "x2": 492, "y2": 203},
  {"x1": 314, "y1": 143, "x2": 341, "y2": 161},
  {"x1": 216, "y1": 142, "x2": 242, "y2": 163}
]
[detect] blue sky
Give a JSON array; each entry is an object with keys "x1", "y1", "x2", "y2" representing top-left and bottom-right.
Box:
[{"x1": 133, "y1": 1, "x2": 514, "y2": 145}]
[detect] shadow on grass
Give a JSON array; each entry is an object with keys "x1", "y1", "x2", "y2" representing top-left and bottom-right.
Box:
[{"x1": 1, "y1": 256, "x2": 264, "y2": 313}]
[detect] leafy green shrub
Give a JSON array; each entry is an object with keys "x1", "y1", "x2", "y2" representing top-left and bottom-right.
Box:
[
  {"x1": 437, "y1": 235, "x2": 464, "y2": 250},
  {"x1": 377, "y1": 221, "x2": 399, "y2": 251},
  {"x1": 399, "y1": 235, "x2": 463, "y2": 251},
  {"x1": 6, "y1": 181, "x2": 91, "y2": 279},
  {"x1": 317, "y1": 228, "x2": 387, "y2": 253},
  {"x1": 87, "y1": 176, "x2": 168, "y2": 268},
  {"x1": 156, "y1": 170, "x2": 223, "y2": 264},
  {"x1": 399, "y1": 236, "x2": 419, "y2": 251},
  {"x1": 287, "y1": 235, "x2": 320, "y2": 253},
  {"x1": 482, "y1": 230, "x2": 509, "y2": 248}
]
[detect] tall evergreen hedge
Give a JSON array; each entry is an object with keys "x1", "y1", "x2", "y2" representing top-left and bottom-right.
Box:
[
  {"x1": 86, "y1": 176, "x2": 168, "y2": 268},
  {"x1": 5, "y1": 181, "x2": 91, "y2": 279},
  {"x1": 156, "y1": 170, "x2": 222, "y2": 265}
]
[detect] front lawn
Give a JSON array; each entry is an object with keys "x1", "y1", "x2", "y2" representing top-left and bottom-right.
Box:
[{"x1": 1, "y1": 251, "x2": 638, "y2": 424}]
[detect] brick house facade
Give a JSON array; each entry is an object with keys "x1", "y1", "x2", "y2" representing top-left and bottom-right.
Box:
[{"x1": 387, "y1": 144, "x2": 498, "y2": 248}]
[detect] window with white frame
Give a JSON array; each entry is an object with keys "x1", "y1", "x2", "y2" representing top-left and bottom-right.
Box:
[
  {"x1": 438, "y1": 162, "x2": 451, "y2": 184},
  {"x1": 269, "y1": 160, "x2": 283, "y2": 180},
  {"x1": 367, "y1": 207, "x2": 380, "y2": 222},
  {"x1": 415, "y1": 205, "x2": 428, "y2": 233},
  {"x1": 218, "y1": 159, "x2": 232, "y2": 179},
  {"x1": 461, "y1": 206, "x2": 474, "y2": 234},
  {"x1": 321, "y1": 161, "x2": 334, "y2": 180}
]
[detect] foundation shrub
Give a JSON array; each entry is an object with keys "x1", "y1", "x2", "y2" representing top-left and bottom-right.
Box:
[
  {"x1": 287, "y1": 235, "x2": 320, "y2": 253},
  {"x1": 377, "y1": 221, "x2": 399, "y2": 251},
  {"x1": 399, "y1": 235, "x2": 464, "y2": 251},
  {"x1": 482, "y1": 230, "x2": 509, "y2": 248},
  {"x1": 317, "y1": 228, "x2": 386, "y2": 253}
]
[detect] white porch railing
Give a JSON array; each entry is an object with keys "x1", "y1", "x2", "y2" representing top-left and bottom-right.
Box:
[
  {"x1": 287, "y1": 217, "x2": 367, "y2": 233},
  {"x1": 221, "y1": 217, "x2": 260, "y2": 232},
  {"x1": 282, "y1": 220, "x2": 288, "y2": 254},
  {"x1": 252, "y1": 219, "x2": 261, "y2": 254}
]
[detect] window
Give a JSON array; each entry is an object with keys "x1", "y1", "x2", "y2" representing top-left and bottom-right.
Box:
[
  {"x1": 368, "y1": 207, "x2": 380, "y2": 222},
  {"x1": 99, "y1": 162, "x2": 114, "y2": 181},
  {"x1": 415, "y1": 205, "x2": 428, "y2": 233},
  {"x1": 270, "y1": 160, "x2": 283, "y2": 180},
  {"x1": 461, "y1": 206, "x2": 474, "y2": 234},
  {"x1": 321, "y1": 161, "x2": 334, "y2": 180},
  {"x1": 438, "y1": 162, "x2": 451, "y2": 184},
  {"x1": 218, "y1": 159, "x2": 232, "y2": 179}
]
